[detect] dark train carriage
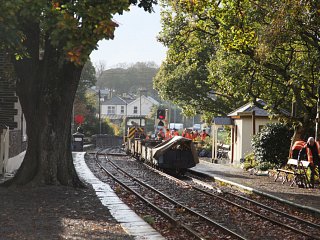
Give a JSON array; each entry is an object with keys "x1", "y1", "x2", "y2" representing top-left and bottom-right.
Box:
[
  {"x1": 152, "y1": 136, "x2": 199, "y2": 172},
  {"x1": 140, "y1": 139, "x2": 162, "y2": 161},
  {"x1": 125, "y1": 134, "x2": 198, "y2": 174}
]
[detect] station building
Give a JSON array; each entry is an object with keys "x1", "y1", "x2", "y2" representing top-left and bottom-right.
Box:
[{"x1": 212, "y1": 99, "x2": 279, "y2": 165}]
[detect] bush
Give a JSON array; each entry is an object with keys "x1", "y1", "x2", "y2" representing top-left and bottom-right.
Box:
[
  {"x1": 252, "y1": 123, "x2": 292, "y2": 167},
  {"x1": 81, "y1": 116, "x2": 114, "y2": 136},
  {"x1": 243, "y1": 152, "x2": 257, "y2": 170}
]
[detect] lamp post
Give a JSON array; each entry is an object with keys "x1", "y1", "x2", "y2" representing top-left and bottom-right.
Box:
[
  {"x1": 140, "y1": 90, "x2": 142, "y2": 127},
  {"x1": 139, "y1": 88, "x2": 147, "y2": 127},
  {"x1": 98, "y1": 89, "x2": 101, "y2": 134}
]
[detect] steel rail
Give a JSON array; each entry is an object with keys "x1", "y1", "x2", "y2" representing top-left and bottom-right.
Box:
[
  {"x1": 226, "y1": 191, "x2": 320, "y2": 229},
  {"x1": 138, "y1": 161, "x2": 319, "y2": 240},
  {"x1": 103, "y1": 153, "x2": 247, "y2": 240},
  {"x1": 93, "y1": 151, "x2": 205, "y2": 240},
  {"x1": 186, "y1": 175, "x2": 320, "y2": 240}
]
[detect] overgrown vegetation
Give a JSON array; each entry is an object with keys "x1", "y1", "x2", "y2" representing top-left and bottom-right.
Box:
[{"x1": 252, "y1": 123, "x2": 293, "y2": 168}]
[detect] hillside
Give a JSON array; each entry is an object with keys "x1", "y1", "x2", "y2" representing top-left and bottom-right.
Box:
[{"x1": 97, "y1": 62, "x2": 159, "y2": 96}]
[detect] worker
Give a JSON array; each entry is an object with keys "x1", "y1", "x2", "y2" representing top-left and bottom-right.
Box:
[
  {"x1": 193, "y1": 130, "x2": 199, "y2": 141},
  {"x1": 182, "y1": 128, "x2": 188, "y2": 138},
  {"x1": 134, "y1": 129, "x2": 139, "y2": 138},
  {"x1": 139, "y1": 129, "x2": 146, "y2": 139},
  {"x1": 298, "y1": 137, "x2": 320, "y2": 188},
  {"x1": 157, "y1": 128, "x2": 165, "y2": 140},
  {"x1": 188, "y1": 131, "x2": 194, "y2": 140},
  {"x1": 200, "y1": 129, "x2": 210, "y2": 141},
  {"x1": 290, "y1": 140, "x2": 306, "y2": 159},
  {"x1": 173, "y1": 128, "x2": 179, "y2": 136},
  {"x1": 165, "y1": 128, "x2": 172, "y2": 140}
]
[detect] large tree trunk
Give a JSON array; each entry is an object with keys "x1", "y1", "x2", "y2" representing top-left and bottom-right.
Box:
[{"x1": 4, "y1": 46, "x2": 84, "y2": 187}]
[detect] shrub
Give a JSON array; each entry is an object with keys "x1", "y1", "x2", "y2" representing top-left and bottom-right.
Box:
[
  {"x1": 252, "y1": 123, "x2": 292, "y2": 167},
  {"x1": 243, "y1": 152, "x2": 257, "y2": 170}
]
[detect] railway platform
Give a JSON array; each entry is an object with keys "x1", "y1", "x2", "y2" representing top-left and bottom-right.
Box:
[
  {"x1": 190, "y1": 159, "x2": 320, "y2": 215},
  {"x1": 73, "y1": 152, "x2": 165, "y2": 240}
]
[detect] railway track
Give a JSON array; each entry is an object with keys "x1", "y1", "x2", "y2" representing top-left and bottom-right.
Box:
[
  {"x1": 94, "y1": 150, "x2": 245, "y2": 240},
  {"x1": 183, "y1": 174, "x2": 320, "y2": 239},
  {"x1": 88, "y1": 148, "x2": 320, "y2": 239}
]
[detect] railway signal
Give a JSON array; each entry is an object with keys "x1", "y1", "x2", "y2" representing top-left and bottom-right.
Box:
[{"x1": 157, "y1": 109, "x2": 165, "y2": 120}]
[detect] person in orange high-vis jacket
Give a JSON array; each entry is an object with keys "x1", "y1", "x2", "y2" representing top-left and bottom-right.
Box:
[
  {"x1": 298, "y1": 137, "x2": 320, "y2": 188},
  {"x1": 290, "y1": 140, "x2": 306, "y2": 159},
  {"x1": 182, "y1": 128, "x2": 188, "y2": 138},
  {"x1": 200, "y1": 129, "x2": 210, "y2": 141},
  {"x1": 165, "y1": 129, "x2": 172, "y2": 140},
  {"x1": 173, "y1": 129, "x2": 179, "y2": 136}
]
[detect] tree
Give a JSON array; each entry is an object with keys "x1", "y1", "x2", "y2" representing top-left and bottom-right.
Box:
[
  {"x1": 0, "y1": 0, "x2": 157, "y2": 187},
  {"x1": 157, "y1": 0, "x2": 320, "y2": 141},
  {"x1": 97, "y1": 61, "x2": 159, "y2": 96},
  {"x1": 154, "y1": 1, "x2": 244, "y2": 116},
  {"x1": 73, "y1": 59, "x2": 98, "y2": 135},
  {"x1": 76, "y1": 59, "x2": 96, "y2": 101}
]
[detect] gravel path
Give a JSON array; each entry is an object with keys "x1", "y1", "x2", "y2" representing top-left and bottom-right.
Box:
[{"x1": 0, "y1": 184, "x2": 133, "y2": 239}]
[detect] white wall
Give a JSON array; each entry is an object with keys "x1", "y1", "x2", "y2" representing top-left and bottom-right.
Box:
[
  {"x1": 231, "y1": 117, "x2": 277, "y2": 165},
  {"x1": 127, "y1": 96, "x2": 155, "y2": 116},
  {"x1": 101, "y1": 104, "x2": 126, "y2": 115}
]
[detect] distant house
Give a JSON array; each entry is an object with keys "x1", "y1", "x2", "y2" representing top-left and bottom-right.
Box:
[
  {"x1": 127, "y1": 95, "x2": 159, "y2": 117},
  {"x1": 212, "y1": 99, "x2": 280, "y2": 165},
  {"x1": 100, "y1": 96, "x2": 128, "y2": 124},
  {"x1": 100, "y1": 94, "x2": 159, "y2": 125}
]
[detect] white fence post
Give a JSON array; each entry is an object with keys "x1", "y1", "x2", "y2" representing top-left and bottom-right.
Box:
[
  {"x1": 0, "y1": 131, "x2": 4, "y2": 175},
  {"x1": 0, "y1": 127, "x2": 9, "y2": 176}
]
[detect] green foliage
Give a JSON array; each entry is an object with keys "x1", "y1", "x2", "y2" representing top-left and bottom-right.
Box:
[
  {"x1": 243, "y1": 153, "x2": 257, "y2": 170},
  {"x1": 97, "y1": 62, "x2": 159, "y2": 96},
  {"x1": 252, "y1": 123, "x2": 293, "y2": 167},
  {"x1": 217, "y1": 128, "x2": 230, "y2": 145},
  {"x1": 76, "y1": 59, "x2": 97, "y2": 101},
  {"x1": 0, "y1": 1, "x2": 157, "y2": 65},
  {"x1": 143, "y1": 215, "x2": 155, "y2": 226},
  {"x1": 81, "y1": 116, "x2": 114, "y2": 137},
  {"x1": 157, "y1": 0, "x2": 320, "y2": 137}
]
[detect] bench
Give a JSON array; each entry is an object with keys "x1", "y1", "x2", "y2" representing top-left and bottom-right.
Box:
[{"x1": 274, "y1": 159, "x2": 310, "y2": 187}]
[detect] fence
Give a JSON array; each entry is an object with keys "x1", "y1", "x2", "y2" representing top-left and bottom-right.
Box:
[{"x1": 93, "y1": 134, "x2": 123, "y2": 148}]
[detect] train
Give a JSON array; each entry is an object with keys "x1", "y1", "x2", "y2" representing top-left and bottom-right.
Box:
[{"x1": 125, "y1": 134, "x2": 199, "y2": 175}]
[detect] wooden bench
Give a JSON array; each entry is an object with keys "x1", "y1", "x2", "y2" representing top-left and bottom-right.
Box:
[{"x1": 274, "y1": 159, "x2": 310, "y2": 187}]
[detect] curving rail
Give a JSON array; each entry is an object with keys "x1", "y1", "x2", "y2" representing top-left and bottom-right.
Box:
[{"x1": 94, "y1": 150, "x2": 246, "y2": 240}]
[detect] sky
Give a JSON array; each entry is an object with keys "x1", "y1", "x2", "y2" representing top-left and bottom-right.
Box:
[{"x1": 89, "y1": 5, "x2": 167, "y2": 69}]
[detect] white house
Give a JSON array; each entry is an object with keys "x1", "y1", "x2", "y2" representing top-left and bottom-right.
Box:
[
  {"x1": 212, "y1": 100, "x2": 279, "y2": 165},
  {"x1": 100, "y1": 94, "x2": 159, "y2": 124},
  {"x1": 101, "y1": 96, "x2": 128, "y2": 117},
  {"x1": 127, "y1": 95, "x2": 159, "y2": 117}
]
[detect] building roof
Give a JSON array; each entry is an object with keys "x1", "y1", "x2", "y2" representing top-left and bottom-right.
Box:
[
  {"x1": 213, "y1": 116, "x2": 233, "y2": 125},
  {"x1": 102, "y1": 96, "x2": 126, "y2": 105},
  {"x1": 128, "y1": 95, "x2": 159, "y2": 106},
  {"x1": 88, "y1": 87, "x2": 110, "y2": 96},
  {"x1": 228, "y1": 99, "x2": 270, "y2": 117},
  {"x1": 146, "y1": 96, "x2": 159, "y2": 105},
  {"x1": 101, "y1": 114, "x2": 147, "y2": 120}
]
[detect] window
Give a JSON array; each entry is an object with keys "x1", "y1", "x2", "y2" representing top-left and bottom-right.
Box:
[
  {"x1": 121, "y1": 106, "x2": 125, "y2": 114},
  {"x1": 133, "y1": 106, "x2": 138, "y2": 114},
  {"x1": 107, "y1": 106, "x2": 115, "y2": 114}
]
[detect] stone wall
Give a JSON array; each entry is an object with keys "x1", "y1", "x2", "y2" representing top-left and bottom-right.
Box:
[{"x1": 93, "y1": 135, "x2": 122, "y2": 148}]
